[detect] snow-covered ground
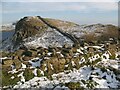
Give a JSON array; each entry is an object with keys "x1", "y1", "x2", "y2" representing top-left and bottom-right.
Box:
[
  {"x1": 28, "y1": 58, "x2": 42, "y2": 68},
  {"x1": 60, "y1": 24, "x2": 108, "y2": 38},
  {"x1": 13, "y1": 66, "x2": 119, "y2": 89},
  {"x1": 4, "y1": 48, "x2": 118, "y2": 89},
  {"x1": 24, "y1": 27, "x2": 73, "y2": 48}
]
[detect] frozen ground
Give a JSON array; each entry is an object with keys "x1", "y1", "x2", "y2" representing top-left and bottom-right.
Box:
[
  {"x1": 2, "y1": 48, "x2": 118, "y2": 89},
  {"x1": 13, "y1": 66, "x2": 119, "y2": 89}
]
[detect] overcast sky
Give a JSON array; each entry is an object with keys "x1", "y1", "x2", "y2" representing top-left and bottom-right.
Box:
[{"x1": 0, "y1": 0, "x2": 119, "y2": 25}]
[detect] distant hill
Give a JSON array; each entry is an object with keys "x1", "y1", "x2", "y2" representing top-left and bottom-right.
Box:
[
  {"x1": 1, "y1": 23, "x2": 15, "y2": 32},
  {"x1": 0, "y1": 16, "x2": 119, "y2": 51}
]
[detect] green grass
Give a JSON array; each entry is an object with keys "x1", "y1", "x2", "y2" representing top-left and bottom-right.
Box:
[
  {"x1": 65, "y1": 82, "x2": 83, "y2": 89},
  {"x1": 23, "y1": 69, "x2": 34, "y2": 81},
  {"x1": 85, "y1": 80, "x2": 98, "y2": 89},
  {"x1": 37, "y1": 69, "x2": 43, "y2": 77},
  {"x1": 2, "y1": 70, "x2": 20, "y2": 87},
  {"x1": 109, "y1": 54, "x2": 116, "y2": 59},
  {"x1": 91, "y1": 58, "x2": 101, "y2": 66}
]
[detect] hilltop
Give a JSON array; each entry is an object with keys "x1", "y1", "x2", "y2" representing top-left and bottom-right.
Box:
[
  {"x1": 1, "y1": 16, "x2": 119, "y2": 51},
  {"x1": 0, "y1": 16, "x2": 120, "y2": 89}
]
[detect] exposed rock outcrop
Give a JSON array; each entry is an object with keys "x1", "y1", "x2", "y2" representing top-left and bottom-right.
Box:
[
  {"x1": 10, "y1": 16, "x2": 80, "y2": 49},
  {"x1": 12, "y1": 16, "x2": 48, "y2": 47}
]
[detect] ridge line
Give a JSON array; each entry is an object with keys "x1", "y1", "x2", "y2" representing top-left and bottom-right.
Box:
[{"x1": 37, "y1": 16, "x2": 80, "y2": 47}]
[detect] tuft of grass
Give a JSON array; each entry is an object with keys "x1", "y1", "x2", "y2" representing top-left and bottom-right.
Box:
[
  {"x1": 91, "y1": 58, "x2": 101, "y2": 66},
  {"x1": 2, "y1": 70, "x2": 20, "y2": 86},
  {"x1": 85, "y1": 80, "x2": 98, "y2": 89},
  {"x1": 37, "y1": 69, "x2": 43, "y2": 77},
  {"x1": 23, "y1": 69, "x2": 34, "y2": 81},
  {"x1": 65, "y1": 82, "x2": 83, "y2": 89},
  {"x1": 109, "y1": 54, "x2": 116, "y2": 59}
]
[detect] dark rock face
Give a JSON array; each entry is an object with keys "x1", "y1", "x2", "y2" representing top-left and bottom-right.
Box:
[{"x1": 12, "y1": 16, "x2": 47, "y2": 47}]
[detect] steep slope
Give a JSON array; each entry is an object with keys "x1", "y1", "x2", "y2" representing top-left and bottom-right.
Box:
[
  {"x1": 11, "y1": 16, "x2": 75, "y2": 49},
  {"x1": 12, "y1": 16, "x2": 48, "y2": 47},
  {"x1": 37, "y1": 16, "x2": 80, "y2": 46}
]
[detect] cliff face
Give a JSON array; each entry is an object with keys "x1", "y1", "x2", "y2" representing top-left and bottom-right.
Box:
[{"x1": 12, "y1": 16, "x2": 48, "y2": 47}]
